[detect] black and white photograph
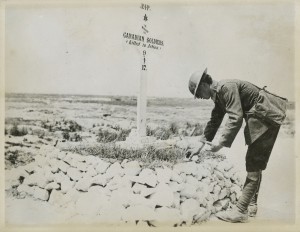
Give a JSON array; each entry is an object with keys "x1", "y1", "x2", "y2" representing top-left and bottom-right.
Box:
[{"x1": 1, "y1": 0, "x2": 298, "y2": 230}]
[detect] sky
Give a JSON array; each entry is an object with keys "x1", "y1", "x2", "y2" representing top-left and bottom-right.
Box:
[{"x1": 5, "y1": 1, "x2": 295, "y2": 100}]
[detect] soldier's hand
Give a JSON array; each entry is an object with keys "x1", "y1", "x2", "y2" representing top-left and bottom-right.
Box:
[
  {"x1": 184, "y1": 142, "x2": 205, "y2": 159},
  {"x1": 203, "y1": 142, "x2": 223, "y2": 153}
]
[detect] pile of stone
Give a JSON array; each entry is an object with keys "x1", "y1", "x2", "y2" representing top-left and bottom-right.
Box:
[{"x1": 5, "y1": 145, "x2": 243, "y2": 226}]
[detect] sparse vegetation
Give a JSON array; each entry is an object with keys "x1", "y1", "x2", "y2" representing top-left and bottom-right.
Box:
[
  {"x1": 146, "y1": 122, "x2": 205, "y2": 140},
  {"x1": 65, "y1": 143, "x2": 184, "y2": 167},
  {"x1": 10, "y1": 123, "x2": 28, "y2": 136},
  {"x1": 97, "y1": 127, "x2": 131, "y2": 143}
]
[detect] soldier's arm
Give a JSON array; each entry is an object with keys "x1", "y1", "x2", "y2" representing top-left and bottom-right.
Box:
[
  {"x1": 218, "y1": 83, "x2": 244, "y2": 147},
  {"x1": 203, "y1": 103, "x2": 225, "y2": 142}
]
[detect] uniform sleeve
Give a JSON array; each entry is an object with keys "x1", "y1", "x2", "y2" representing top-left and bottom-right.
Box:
[
  {"x1": 218, "y1": 83, "x2": 244, "y2": 147},
  {"x1": 204, "y1": 103, "x2": 225, "y2": 142}
]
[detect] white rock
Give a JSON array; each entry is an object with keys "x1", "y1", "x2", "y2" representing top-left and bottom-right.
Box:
[
  {"x1": 230, "y1": 184, "x2": 241, "y2": 195},
  {"x1": 132, "y1": 183, "x2": 146, "y2": 194},
  {"x1": 86, "y1": 166, "x2": 98, "y2": 177},
  {"x1": 168, "y1": 181, "x2": 184, "y2": 192},
  {"x1": 224, "y1": 179, "x2": 232, "y2": 188},
  {"x1": 75, "y1": 176, "x2": 93, "y2": 192},
  {"x1": 95, "y1": 159, "x2": 111, "y2": 174},
  {"x1": 123, "y1": 160, "x2": 141, "y2": 176},
  {"x1": 67, "y1": 167, "x2": 83, "y2": 181},
  {"x1": 213, "y1": 185, "x2": 222, "y2": 195},
  {"x1": 180, "y1": 198, "x2": 200, "y2": 225},
  {"x1": 106, "y1": 162, "x2": 124, "y2": 179},
  {"x1": 57, "y1": 152, "x2": 66, "y2": 160},
  {"x1": 197, "y1": 182, "x2": 210, "y2": 196},
  {"x1": 23, "y1": 173, "x2": 48, "y2": 188},
  {"x1": 224, "y1": 168, "x2": 235, "y2": 179},
  {"x1": 72, "y1": 153, "x2": 85, "y2": 162},
  {"x1": 194, "y1": 191, "x2": 207, "y2": 206},
  {"x1": 194, "y1": 207, "x2": 211, "y2": 223},
  {"x1": 23, "y1": 163, "x2": 35, "y2": 174},
  {"x1": 180, "y1": 183, "x2": 197, "y2": 199},
  {"x1": 34, "y1": 155, "x2": 47, "y2": 167},
  {"x1": 53, "y1": 172, "x2": 69, "y2": 184},
  {"x1": 5, "y1": 179, "x2": 20, "y2": 190},
  {"x1": 33, "y1": 187, "x2": 49, "y2": 201},
  {"x1": 150, "y1": 183, "x2": 174, "y2": 207},
  {"x1": 84, "y1": 155, "x2": 99, "y2": 166},
  {"x1": 170, "y1": 171, "x2": 183, "y2": 183},
  {"x1": 69, "y1": 159, "x2": 79, "y2": 168},
  {"x1": 48, "y1": 189, "x2": 65, "y2": 206},
  {"x1": 17, "y1": 184, "x2": 35, "y2": 196},
  {"x1": 172, "y1": 192, "x2": 181, "y2": 209},
  {"x1": 214, "y1": 170, "x2": 225, "y2": 181},
  {"x1": 76, "y1": 162, "x2": 88, "y2": 172},
  {"x1": 88, "y1": 185, "x2": 111, "y2": 197},
  {"x1": 92, "y1": 174, "x2": 109, "y2": 186},
  {"x1": 179, "y1": 173, "x2": 187, "y2": 182},
  {"x1": 219, "y1": 188, "x2": 230, "y2": 200},
  {"x1": 130, "y1": 168, "x2": 158, "y2": 187},
  {"x1": 185, "y1": 175, "x2": 199, "y2": 186},
  {"x1": 128, "y1": 194, "x2": 155, "y2": 208},
  {"x1": 57, "y1": 160, "x2": 70, "y2": 173},
  {"x1": 63, "y1": 153, "x2": 73, "y2": 165},
  {"x1": 150, "y1": 207, "x2": 182, "y2": 227},
  {"x1": 208, "y1": 181, "x2": 217, "y2": 193},
  {"x1": 76, "y1": 191, "x2": 109, "y2": 216},
  {"x1": 45, "y1": 182, "x2": 60, "y2": 190},
  {"x1": 50, "y1": 166, "x2": 59, "y2": 174},
  {"x1": 173, "y1": 162, "x2": 198, "y2": 176},
  {"x1": 122, "y1": 205, "x2": 156, "y2": 221},
  {"x1": 140, "y1": 187, "x2": 156, "y2": 198},
  {"x1": 64, "y1": 188, "x2": 83, "y2": 203},
  {"x1": 110, "y1": 188, "x2": 132, "y2": 208},
  {"x1": 106, "y1": 175, "x2": 123, "y2": 191},
  {"x1": 230, "y1": 192, "x2": 237, "y2": 202},
  {"x1": 61, "y1": 179, "x2": 76, "y2": 194},
  {"x1": 120, "y1": 159, "x2": 128, "y2": 167},
  {"x1": 155, "y1": 167, "x2": 172, "y2": 183}
]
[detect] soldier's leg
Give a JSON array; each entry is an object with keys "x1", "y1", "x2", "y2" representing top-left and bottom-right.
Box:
[
  {"x1": 248, "y1": 172, "x2": 262, "y2": 217},
  {"x1": 216, "y1": 171, "x2": 261, "y2": 223}
]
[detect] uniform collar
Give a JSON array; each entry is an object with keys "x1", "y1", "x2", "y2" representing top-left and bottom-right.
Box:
[{"x1": 210, "y1": 80, "x2": 219, "y2": 102}]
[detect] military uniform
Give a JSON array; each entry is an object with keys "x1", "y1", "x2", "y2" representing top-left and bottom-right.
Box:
[{"x1": 203, "y1": 79, "x2": 280, "y2": 172}]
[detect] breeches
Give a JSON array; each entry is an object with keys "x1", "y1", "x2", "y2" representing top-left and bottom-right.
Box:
[{"x1": 245, "y1": 126, "x2": 280, "y2": 172}]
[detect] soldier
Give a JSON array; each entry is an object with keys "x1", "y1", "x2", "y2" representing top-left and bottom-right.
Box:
[{"x1": 187, "y1": 68, "x2": 287, "y2": 222}]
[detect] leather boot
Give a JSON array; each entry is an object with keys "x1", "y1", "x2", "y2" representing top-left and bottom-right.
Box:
[
  {"x1": 216, "y1": 205, "x2": 248, "y2": 223},
  {"x1": 248, "y1": 172, "x2": 262, "y2": 217},
  {"x1": 216, "y1": 171, "x2": 261, "y2": 223}
]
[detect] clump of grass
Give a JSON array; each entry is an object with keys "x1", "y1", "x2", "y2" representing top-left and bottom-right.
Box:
[
  {"x1": 65, "y1": 143, "x2": 184, "y2": 166},
  {"x1": 41, "y1": 119, "x2": 82, "y2": 133},
  {"x1": 10, "y1": 123, "x2": 28, "y2": 136},
  {"x1": 146, "y1": 121, "x2": 205, "y2": 140},
  {"x1": 97, "y1": 127, "x2": 131, "y2": 143}
]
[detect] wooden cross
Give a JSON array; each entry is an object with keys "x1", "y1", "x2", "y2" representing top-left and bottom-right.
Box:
[{"x1": 122, "y1": 3, "x2": 164, "y2": 139}]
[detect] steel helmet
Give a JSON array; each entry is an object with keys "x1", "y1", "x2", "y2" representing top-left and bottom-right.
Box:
[{"x1": 188, "y1": 68, "x2": 207, "y2": 98}]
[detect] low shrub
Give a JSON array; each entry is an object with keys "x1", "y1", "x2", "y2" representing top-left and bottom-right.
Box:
[
  {"x1": 97, "y1": 127, "x2": 131, "y2": 143},
  {"x1": 10, "y1": 123, "x2": 28, "y2": 136}
]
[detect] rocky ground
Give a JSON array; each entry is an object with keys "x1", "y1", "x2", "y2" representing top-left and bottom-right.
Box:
[
  {"x1": 4, "y1": 94, "x2": 295, "y2": 227},
  {"x1": 5, "y1": 135, "x2": 245, "y2": 227}
]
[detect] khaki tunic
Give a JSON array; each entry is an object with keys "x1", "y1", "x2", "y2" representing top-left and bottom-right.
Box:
[{"x1": 204, "y1": 79, "x2": 271, "y2": 147}]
